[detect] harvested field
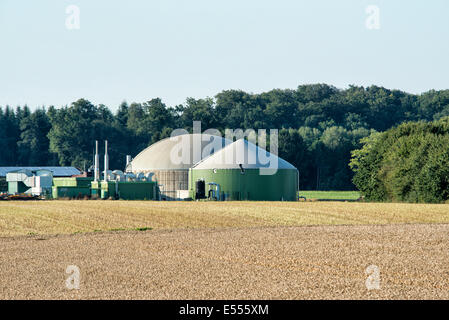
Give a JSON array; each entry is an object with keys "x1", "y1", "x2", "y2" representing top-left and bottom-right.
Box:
[
  {"x1": 0, "y1": 224, "x2": 448, "y2": 299},
  {"x1": 1, "y1": 201, "x2": 448, "y2": 299},
  {"x1": 1, "y1": 201, "x2": 449, "y2": 237}
]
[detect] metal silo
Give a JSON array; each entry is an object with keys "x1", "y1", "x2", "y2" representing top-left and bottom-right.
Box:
[
  {"x1": 126, "y1": 134, "x2": 229, "y2": 200},
  {"x1": 189, "y1": 139, "x2": 299, "y2": 201}
]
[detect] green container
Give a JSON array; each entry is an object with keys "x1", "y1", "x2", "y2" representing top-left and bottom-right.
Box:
[
  {"x1": 53, "y1": 177, "x2": 93, "y2": 188},
  {"x1": 117, "y1": 181, "x2": 156, "y2": 200},
  {"x1": 189, "y1": 168, "x2": 298, "y2": 201},
  {"x1": 99, "y1": 181, "x2": 156, "y2": 200},
  {"x1": 52, "y1": 177, "x2": 94, "y2": 199},
  {"x1": 52, "y1": 186, "x2": 91, "y2": 199}
]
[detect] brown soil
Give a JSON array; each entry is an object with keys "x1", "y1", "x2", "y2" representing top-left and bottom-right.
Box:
[{"x1": 1, "y1": 224, "x2": 448, "y2": 299}]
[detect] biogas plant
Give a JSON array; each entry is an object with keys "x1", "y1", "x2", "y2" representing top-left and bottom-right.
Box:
[{"x1": 2, "y1": 134, "x2": 299, "y2": 201}]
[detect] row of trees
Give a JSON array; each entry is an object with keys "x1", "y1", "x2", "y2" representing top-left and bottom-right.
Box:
[
  {"x1": 1, "y1": 84, "x2": 449, "y2": 190},
  {"x1": 350, "y1": 118, "x2": 449, "y2": 203}
]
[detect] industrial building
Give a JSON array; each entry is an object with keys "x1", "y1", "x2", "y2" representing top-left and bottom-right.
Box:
[
  {"x1": 2, "y1": 135, "x2": 299, "y2": 202},
  {"x1": 51, "y1": 177, "x2": 156, "y2": 200},
  {"x1": 0, "y1": 167, "x2": 80, "y2": 194},
  {"x1": 126, "y1": 133, "x2": 230, "y2": 200},
  {"x1": 51, "y1": 141, "x2": 157, "y2": 200},
  {"x1": 189, "y1": 139, "x2": 299, "y2": 201}
]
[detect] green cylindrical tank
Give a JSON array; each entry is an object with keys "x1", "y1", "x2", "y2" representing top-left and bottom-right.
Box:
[
  {"x1": 189, "y1": 168, "x2": 298, "y2": 201},
  {"x1": 189, "y1": 139, "x2": 299, "y2": 201}
]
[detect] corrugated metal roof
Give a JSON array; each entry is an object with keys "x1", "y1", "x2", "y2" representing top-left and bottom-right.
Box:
[
  {"x1": 0, "y1": 167, "x2": 80, "y2": 177},
  {"x1": 193, "y1": 139, "x2": 297, "y2": 170}
]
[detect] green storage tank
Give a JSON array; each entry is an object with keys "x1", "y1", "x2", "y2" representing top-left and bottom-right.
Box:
[
  {"x1": 125, "y1": 133, "x2": 230, "y2": 200},
  {"x1": 189, "y1": 139, "x2": 299, "y2": 201}
]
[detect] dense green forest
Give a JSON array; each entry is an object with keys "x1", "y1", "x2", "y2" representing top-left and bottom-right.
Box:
[
  {"x1": 350, "y1": 118, "x2": 449, "y2": 203},
  {"x1": 1, "y1": 84, "x2": 449, "y2": 190}
]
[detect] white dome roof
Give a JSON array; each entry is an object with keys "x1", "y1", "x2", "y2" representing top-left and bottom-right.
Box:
[
  {"x1": 192, "y1": 139, "x2": 297, "y2": 170},
  {"x1": 128, "y1": 134, "x2": 230, "y2": 171}
]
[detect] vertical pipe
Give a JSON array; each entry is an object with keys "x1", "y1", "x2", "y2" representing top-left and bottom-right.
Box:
[
  {"x1": 125, "y1": 155, "x2": 132, "y2": 172},
  {"x1": 297, "y1": 169, "x2": 300, "y2": 201},
  {"x1": 104, "y1": 140, "x2": 109, "y2": 182},
  {"x1": 94, "y1": 140, "x2": 99, "y2": 182}
]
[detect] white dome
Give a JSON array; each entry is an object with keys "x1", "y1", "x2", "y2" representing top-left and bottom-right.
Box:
[
  {"x1": 127, "y1": 134, "x2": 230, "y2": 171},
  {"x1": 192, "y1": 139, "x2": 296, "y2": 170}
]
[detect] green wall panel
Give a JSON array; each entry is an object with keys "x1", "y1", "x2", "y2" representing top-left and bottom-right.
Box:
[
  {"x1": 52, "y1": 186, "x2": 91, "y2": 199},
  {"x1": 53, "y1": 177, "x2": 93, "y2": 187},
  {"x1": 99, "y1": 181, "x2": 156, "y2": 200},
  {"x1": 189, "y1": 168, "x2": 298, "y2": 201}
]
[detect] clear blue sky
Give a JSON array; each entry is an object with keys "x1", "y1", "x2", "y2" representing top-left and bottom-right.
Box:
[{"x1": 1, "y1": 0, "x2": 448, "y2": 111}]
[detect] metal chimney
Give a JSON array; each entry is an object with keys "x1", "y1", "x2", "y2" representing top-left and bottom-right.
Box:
[
  {"x1": 94, "y1": 140, "x2": 100, "y2": 182},
  {"x1": 126, "y1": 155, "x2": 132, "y2": 172},
  {"x1": 104, "y1": 140, "x2": 109, "y2": 182}
]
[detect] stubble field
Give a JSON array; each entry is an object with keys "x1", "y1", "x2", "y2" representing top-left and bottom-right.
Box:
[
  {"x1": 0, "y1": 200, "x2": 448, "y2": 237},
  {"x1": 0, "y1": 200, "x2": 448, "y2": 299}
]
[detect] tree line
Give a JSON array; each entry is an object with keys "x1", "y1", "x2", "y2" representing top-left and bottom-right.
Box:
[
  {"x1": 1, "y1": 84, "x2": 449, "y2": 190},
  {"x1": 350, "y1": 117, "x2": 449, "y2": 203}
]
